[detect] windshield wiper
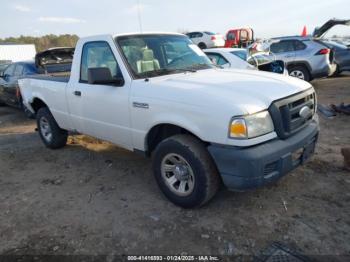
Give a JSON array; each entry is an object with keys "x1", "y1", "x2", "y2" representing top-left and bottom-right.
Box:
[{"x1": 185, "y1": 63, "x2": 212, "y2": 70}]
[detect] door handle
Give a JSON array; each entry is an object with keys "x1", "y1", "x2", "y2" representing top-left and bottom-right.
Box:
[{"x1": 73, "y1": 91, "x2": 81, "y2": 96}]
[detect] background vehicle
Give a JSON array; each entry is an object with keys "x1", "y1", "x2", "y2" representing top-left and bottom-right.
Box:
[
  {"x1": 204, "y1": 48, "x2": 256, "y2": 70},
  {"x1": 0, "y1": 61, "x2": 38, "y2": 115},
  {"x1": 265, "y1": 36, "x2": 336, "y2": 81},
  {"x1": 186, "y1": 31, "x2": 225, "y2": 49},
  {"x1": 0, "y1": 63, "x2": 10, "y2": 75},
  {"x1": 321, "y1": 41, "x2": 350, "y2": 75},
  {"x1": 19, "y1": 33, "x2": 318, "y2": 208},
  {"x1": 0, "y1": 44, "x2": 36, "y2": 63},
  {"x1": 0, "y1": 48, "x2": 73, "y2": 116},
  {"x1": 204, "y1": 48, "x2": 287, "y2": 75},
  {"x1": 261, "y1": 19, "x2": 350, "y2": 81},
  {"x1": 225, "y1": 28, "x2": 254, "y2": 48}
]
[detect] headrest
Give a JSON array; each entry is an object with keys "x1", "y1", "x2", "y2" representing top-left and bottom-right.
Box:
[{"x1": 143, "y1": 49, "x2": 154, "y2": 61}]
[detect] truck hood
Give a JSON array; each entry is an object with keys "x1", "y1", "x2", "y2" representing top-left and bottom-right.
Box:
[{"x1": 143, "y1": 68, "x2": 312, "y2": 115}]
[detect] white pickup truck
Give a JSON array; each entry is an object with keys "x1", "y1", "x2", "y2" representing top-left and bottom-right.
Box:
[{"x1": 19, "y1": 33, "x2": 319, "y2": 208}]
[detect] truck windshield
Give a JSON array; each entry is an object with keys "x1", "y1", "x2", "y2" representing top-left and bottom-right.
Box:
[{"x1": 116, "y1": 34, "x2": 214, "y2": 79}]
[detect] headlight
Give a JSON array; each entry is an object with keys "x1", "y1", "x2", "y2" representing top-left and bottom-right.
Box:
[{"x1": 229, "y1": 110, "x2": 274, "y2": 139}]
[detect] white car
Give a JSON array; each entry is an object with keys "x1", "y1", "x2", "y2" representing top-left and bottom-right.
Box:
[
  {"x1": 204, "y1": 48, "x2": 256, "y2": 70},
  {"x1": 19, "y1": 33, "x2": 319, "y2": 208},
  {"x1": 186, "y1": 31, "x2": 225, "y2": 49},
  {"x1": 204, "y1": 48, "x2": 288, "y2": 75}
]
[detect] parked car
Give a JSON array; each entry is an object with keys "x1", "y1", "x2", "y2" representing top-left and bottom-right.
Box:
[
  {"x1": 0, "y1": 48, "x2": 74, "y2": 116},
  {"x1": 0, "y1": 61, "x2": 38, "y2": 115},
  {"x1": 225, "y1": 28, "x2": 254, "y2": 48},
  {"x1": 186, "y1": 31, "x2": 225, "y2": 49},
  {"x1": 262, "y1": 19, "x2": 350, "y2": 81},
  {"x1": 19, "y1": 33, "x2": 319, "y2": 208},
  {"x1": 265, "y1": 36, "x2": 336, "y2": 81},
  {"x1": 320, "y1": 41, "x2": 350, "y2": 75},
  {"x1": 204, "y1": 48, "x2": 287, "y2": 75},
  {"x1": 204, "y1": 48, "x2": 255, "y2": 70},
  {"x1": 0, "y1": 63, "x2": 10, "y2": 75}
]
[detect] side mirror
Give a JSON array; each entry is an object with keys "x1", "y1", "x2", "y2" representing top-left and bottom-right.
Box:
[
  {"x1": 0, "y1": 72, "x2": 4, "y2": 78},
  {"x1": 88, "y1": 67, "x2": 124, "y2": 86}
]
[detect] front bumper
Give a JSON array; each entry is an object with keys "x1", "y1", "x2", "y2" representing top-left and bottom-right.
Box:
[{"x1": 208, "y1": 121, "x2": 319, "y2": 191}]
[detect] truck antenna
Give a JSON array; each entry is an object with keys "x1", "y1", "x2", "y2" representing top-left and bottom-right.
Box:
[{"x1": 137, "y1": 0, "x2": 143, "y2": 33}]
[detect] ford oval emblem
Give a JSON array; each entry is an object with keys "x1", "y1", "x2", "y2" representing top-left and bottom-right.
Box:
[{"x1": 299, "y1": 106, "x2": 312, "y2": 119}]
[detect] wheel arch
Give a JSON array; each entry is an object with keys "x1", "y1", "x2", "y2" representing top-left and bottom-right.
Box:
[
  {"x1": 286, "y1": 61, "x2": 312, "y2": 74},
  {"x1": 145, "y1": 123, "x2": 206, "y2": 156},
  {"x1": 30, "y1": 97, "x2": 48, "y2": 113}
]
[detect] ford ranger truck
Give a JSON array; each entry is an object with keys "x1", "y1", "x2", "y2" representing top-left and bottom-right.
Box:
[{"x1": 19, "y1": 33, "x2": 319, "y2": 208}]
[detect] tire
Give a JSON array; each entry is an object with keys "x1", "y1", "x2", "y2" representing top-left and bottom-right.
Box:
[
  {"x1": 36, "y1": 107, "x2": 68, "y2": 149},
  {"x1": 152, "y1": 134, "x2": 220, "y2": 208},
  {"x1": 288, "y1": 65, "x2": 310, "y2": 82},
  {"x1": 198, "y1": 42, "x2": 207, "y2": 49}
]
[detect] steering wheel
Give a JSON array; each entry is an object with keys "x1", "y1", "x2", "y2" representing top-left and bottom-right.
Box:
[{"x1": 168, "y1": 52, "x2": 193, "y2": 67}]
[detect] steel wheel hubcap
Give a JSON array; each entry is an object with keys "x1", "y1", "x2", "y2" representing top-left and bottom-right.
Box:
[
  {"x1": 161, "y1": 153, "x2": 195, "y2": 196},
  {"x1": 39, "y1": 117, "x2": 52, "y2": 142},
  {"x1": 290, "y1": 70, "x2": 305, "y2": 80}
]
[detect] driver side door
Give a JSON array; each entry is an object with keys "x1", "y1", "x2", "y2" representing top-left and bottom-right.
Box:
[{"x1": 67, "y1": 41, "x2": 132, "y2": 149}]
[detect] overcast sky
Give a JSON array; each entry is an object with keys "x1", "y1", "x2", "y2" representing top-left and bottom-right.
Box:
[{"x1": 1, "y1": 0, "x2": 349, "y2": 39}]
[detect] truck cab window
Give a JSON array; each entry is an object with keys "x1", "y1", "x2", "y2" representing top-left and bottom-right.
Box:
[{"x1": 80, "y1": 41, "x2": 122, "y2": 82}]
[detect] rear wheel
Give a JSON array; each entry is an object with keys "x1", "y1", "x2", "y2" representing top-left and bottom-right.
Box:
[
  {"x1": 36, "y1": 107, "x2": 68, "y2": 149},
  {"x1": 198, "y1": 42, "x2": 207, "y2": 49},
  {"x1": 288, "y1": 65, "x2": 310, "y2": 81},
  {"x1": 152, "y1": 134, "x2": 220, "y2": 208}
]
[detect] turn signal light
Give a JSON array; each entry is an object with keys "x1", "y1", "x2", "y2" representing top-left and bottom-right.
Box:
[{"x1": 230, "y1": 119, "x2": 247, "y2": 138}]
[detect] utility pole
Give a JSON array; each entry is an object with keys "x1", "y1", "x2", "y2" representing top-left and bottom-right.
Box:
[{"x1": 137, "y1": 0, "x2": 143, "y2": 32}]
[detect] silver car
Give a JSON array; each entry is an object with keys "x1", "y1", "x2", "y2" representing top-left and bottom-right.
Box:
[
  {"x1": 264, "y1": 19, "x2": 350, "y2": 81},
  {"x1": 266, "y1": 36, "x2": 336, "y2": 81}
]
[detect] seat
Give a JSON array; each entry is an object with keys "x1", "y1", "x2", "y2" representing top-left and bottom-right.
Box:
[{"x1": 137, "y1": 49, "x2": 160, "y2": 73}]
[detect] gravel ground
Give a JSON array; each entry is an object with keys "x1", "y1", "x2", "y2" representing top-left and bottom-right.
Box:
[{"x1": 0, "y1": 75, "x2": 349, "y2": 260}]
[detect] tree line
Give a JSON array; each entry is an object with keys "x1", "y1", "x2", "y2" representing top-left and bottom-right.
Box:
[{"x1": 0, "y1": 34, "x2": 79, "y2": 52}]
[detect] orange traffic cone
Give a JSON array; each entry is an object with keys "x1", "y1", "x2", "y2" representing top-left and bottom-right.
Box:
[{"x1": 301, "y1": 26, "x2": 307, "y2": 37}]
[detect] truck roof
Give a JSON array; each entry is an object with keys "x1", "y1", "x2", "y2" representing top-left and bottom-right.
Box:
[{"x1": 79, "y1": 32, "x2": 185, "y2": 42}]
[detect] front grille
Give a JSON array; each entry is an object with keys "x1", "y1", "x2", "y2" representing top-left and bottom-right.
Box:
[{"x1": 269, "y1": 88, "x2": 315, "y2": 139}]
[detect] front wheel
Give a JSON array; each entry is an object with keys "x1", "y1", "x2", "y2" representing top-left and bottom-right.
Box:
[
  {"x1": 152, "y1": 134, "x2": 220, "y2": 208},
  {"x1": 198, "y1": 42, "x2": 207, "y2": 49},
  {"x1": 36, "y1": 107, "x2": 68, "y2": 149},
  {"x1": 288, "y1": 65, "x2": 310, "y2": 81}
]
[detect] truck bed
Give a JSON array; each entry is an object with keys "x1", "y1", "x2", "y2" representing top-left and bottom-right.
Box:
[{"x1": 27, "y1": 72, "x2": 70, "y2": 83}]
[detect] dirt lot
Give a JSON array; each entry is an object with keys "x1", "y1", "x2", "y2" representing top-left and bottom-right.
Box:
[{"x1": 0, "y1": 75, "x2": 349, "y2": 260}]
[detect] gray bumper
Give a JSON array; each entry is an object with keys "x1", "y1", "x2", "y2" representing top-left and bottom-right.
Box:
[{"x1": 208, "y1": 121, "x2": 319, "y2": 191}]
